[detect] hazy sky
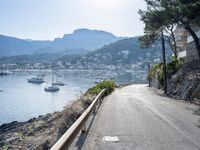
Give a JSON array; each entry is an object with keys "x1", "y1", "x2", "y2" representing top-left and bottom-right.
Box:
[{"x1": 0, "y1": 0, "x2": 146, "y2": 40}]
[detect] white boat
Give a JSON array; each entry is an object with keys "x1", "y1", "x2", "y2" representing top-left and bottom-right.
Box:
[
  {"x1": 27, "y1": 77, "x2": 45, "y2": 84},
  {"x1": 52, "y1": 71, "x2": 65, "y2": 86},
  {"x1": 44, "y1": 85, "x2": 60, "y2": 92},
  {"x1": 0, "y1": 70, "x2": 13, "y2": 76},
  {"x1": 44, "y1": 71, "x2": 60, "y2": 92}
]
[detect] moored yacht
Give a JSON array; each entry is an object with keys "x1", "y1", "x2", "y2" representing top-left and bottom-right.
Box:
[
  {"x1": 44, "y1": 85, "x2": 60, "y2": 92},
  {"x1": 27, "y1": 77, "x2": 45, "y2": 84},
  {"x1": 44, "y1": 70, "x2": 60, "y2": 92}
]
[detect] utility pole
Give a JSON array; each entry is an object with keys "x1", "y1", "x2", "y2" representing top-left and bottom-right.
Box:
[
  {"x1": 161, "y1": 30, "x2": 167, "y2": 94},
  {"x1": 148, "y1": 62, "x2": 150, "y2": 87}
]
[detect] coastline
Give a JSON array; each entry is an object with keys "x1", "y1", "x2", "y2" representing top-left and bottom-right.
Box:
[{"x1": 0, "y1": 91, "x2": 96, "y2": 150}]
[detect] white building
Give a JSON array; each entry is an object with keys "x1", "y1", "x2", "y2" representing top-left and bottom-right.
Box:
[{"x1": 174, "y1": 26, "x2": 188, "y2": 59}]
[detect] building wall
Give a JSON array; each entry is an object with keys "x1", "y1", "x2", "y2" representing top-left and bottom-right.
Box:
[{"x1": 175, "y1": 26, "x2": 188, "y2": 59}]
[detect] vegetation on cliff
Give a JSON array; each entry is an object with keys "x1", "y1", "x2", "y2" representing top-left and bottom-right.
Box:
[
  {"x1": 149, "y1": 59, "x2": 200, "y2": 102},
  {"x1": 88, "y1": 80, "x2": 115, "y2": 95},
  {"x1": 139, "y1": 0, "x2": 200, "y2": 60},
  {"x1": 149, "y1": 58, "x2": 184, "y2": 85}
]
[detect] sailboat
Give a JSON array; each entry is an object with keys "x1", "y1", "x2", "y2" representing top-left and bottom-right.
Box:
[
  {"x1": 27, "y1": 75, "x2": 45, "y2": 84},
  {"x1": 44, "y1": 71, "x2": 60, "y2": 92},
  {"x1": 52, "y1": 71, "x2": 65, "y2": 86}
]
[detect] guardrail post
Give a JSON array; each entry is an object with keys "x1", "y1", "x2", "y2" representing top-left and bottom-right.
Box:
[
  {"x1": 93, "y1": 105, "x2": 97, "y2": 114},
  {"x1": 81, "y1": 123, "x2": 88, "y2": 133}
]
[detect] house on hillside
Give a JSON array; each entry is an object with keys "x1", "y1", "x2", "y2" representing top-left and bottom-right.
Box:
[
  {"x1": 174, "y1": 26, "x2": 188, "y2": 60},
  {"x1": 175, "y1": 25, "x2": 200, "y2": 62}
]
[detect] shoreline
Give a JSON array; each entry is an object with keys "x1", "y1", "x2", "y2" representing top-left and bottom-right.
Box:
[{"x1": 0, "y1": 90, "x2": 96, "y2": 150}]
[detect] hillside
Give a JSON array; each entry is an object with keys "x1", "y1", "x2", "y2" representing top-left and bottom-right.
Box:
[
  {"x1": 0, "y1": 29, "x2": 120, "y2": 57},
  {"x1": 61, "y1": 37, "x2": 172, "y2": 68},
  {"x1": 0, "y1": 35, "x2": 50, "y2": 56},
  {"x1": 0, "y1": 53, "x2": 63, "y2": 64}
]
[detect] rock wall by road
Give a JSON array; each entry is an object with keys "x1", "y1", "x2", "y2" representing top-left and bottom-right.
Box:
[
  {"x1": 151, "y1": 60, "x2": 200, "y2": 102},
  {"x1": 166, "y1": 60, "x2": 200, "y2": 102}
]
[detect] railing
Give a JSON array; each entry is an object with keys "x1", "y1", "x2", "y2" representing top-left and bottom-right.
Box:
[{"x1": 50, "y1": 89, "x2": 107, "y2": 150}]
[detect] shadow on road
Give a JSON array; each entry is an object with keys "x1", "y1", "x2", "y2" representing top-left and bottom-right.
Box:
[
  {"x1": 193, "y1": 108, "x2": 200, "y2": 116},
  {"x1": 75, "y1": 112, "x2": 97, "y2": 150},
  {"x1": 193, "y1": 108, "x2": 200, "y2": 128}
]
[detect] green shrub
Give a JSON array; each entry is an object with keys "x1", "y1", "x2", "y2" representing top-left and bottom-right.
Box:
[
  {"x1": 158, "y1": 71, "x2": 164, "y2": 86},
  {"x1": 88, "y1": 80, "x2": 115, "y2": 95},
  {"x1": 167, "y1": 59, "x2": 184, "y2": 72},
  {"x1": 148, "y1": 62, "x2": 163, "y2": 81},
  {"x1": 167, "y1": 60, "x2": 177, "y2": 71},
  {"x1": 148, "y1": 58, "x2": 184, "y2": 86}
]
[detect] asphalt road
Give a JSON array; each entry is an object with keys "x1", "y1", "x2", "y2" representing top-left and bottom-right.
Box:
[{"x1": 82, "y1": 84, "x2": 200, "y2": 150}]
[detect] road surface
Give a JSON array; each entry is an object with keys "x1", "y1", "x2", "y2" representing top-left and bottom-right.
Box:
[{"x1": 82, "y1": 84, "x2": 200, "y2": 150}]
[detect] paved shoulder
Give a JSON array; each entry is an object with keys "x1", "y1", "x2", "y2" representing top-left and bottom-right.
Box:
[{"x1": 83, "y1": 84, "x2": 200, "y2": 150}]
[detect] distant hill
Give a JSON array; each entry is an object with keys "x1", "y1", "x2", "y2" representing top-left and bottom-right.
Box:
[
  {"x1": 0, "y1": 35, "x2": 51, "y2": 56},
  {"x1": 62, "y1": 37, "x2": 172, "y2": 67},
  {"x1": 48, "y1": 29, "x2": 120, "y2": 54},
  {"x1": 0, "y1": 53, "x2": 62, "y2": 64},
  {"x1": 0, "y1": 29, "x2": 121, "y2": 57}
]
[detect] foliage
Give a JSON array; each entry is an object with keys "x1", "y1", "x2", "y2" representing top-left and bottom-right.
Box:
[
  {"x1": 148, "y1": 62, "x2": 164, "y2": 85},
  {"x1": 158, "y1": 71, "x2": 164, "y2": 86},
  {"x1": 167, "y1": 58, "x2": 184, "y2": 72},
  {"x1": 88, "y1": 80, "x2": 115, "y2": 95},
  {"x1": 148, "y1": 63, "x2": 163, "y2": 80},
  {"x1": 149, "y1": 58, "x2": 184, "y2": 85},
  {"x1": 138, "y1": 1, "x2": 171, "y2": 46},
  {"x1": 139, "y1": 0, "x2": 200, "y2": 60}
]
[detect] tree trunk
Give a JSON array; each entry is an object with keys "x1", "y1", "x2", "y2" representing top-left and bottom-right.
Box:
[
  {"x1": 167, "y1": 36, "x2": 177, "y2": 61},
  {"x1": 170, "y1": 28, "x2": 178, "y2": 61},
  {"x1": 184, "y1": 25, "x2": 200, "y2": 61}
]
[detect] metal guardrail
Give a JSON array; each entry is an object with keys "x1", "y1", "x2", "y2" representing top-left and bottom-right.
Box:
[{"x1": 50, "y1": 89, "x2": 107, "y2": 150}]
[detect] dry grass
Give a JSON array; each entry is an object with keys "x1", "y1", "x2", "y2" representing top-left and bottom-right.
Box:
[{"x1": 54, "y1": 94, "x2": 95, "y2": 141}]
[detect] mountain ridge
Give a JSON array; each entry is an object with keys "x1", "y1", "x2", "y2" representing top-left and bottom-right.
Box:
[{"x1": 0, "y1": 29, "x2": 121, "y2": 57}]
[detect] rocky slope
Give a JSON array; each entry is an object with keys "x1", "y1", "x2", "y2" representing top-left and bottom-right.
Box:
[
  {"x1": 150, "y1": 59, "x2": 200, "y2": 103},
  {"x1": 0, "y1": 93, "x2": 96, "y2": 150},
  {"x1": 166, "y1": 60, "x2": 200, "y2": 102}
]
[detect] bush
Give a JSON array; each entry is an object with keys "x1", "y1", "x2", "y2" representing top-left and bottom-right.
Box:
[
  {"x1": 167, "y1": 59, "x2": 184, "y2": 72},
  {"x1": 148, "y1": 58, "x2": 184, "y2": 86},
  {"x1": 158, "y1": 71, "x2": 164, "y2": 86},
  {"x1": 88, "y1": 80, "x2": 115, "y2": 95},
  {"x1": 148, "y1": 62, "x2": 163, "y2": 81}
]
